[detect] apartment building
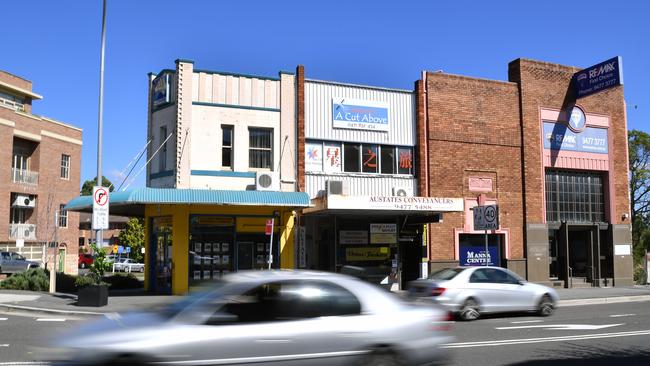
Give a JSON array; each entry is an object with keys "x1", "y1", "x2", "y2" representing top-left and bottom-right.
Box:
[{"x1": 0, "y1": 70, "x2": 82, "y2": 274}]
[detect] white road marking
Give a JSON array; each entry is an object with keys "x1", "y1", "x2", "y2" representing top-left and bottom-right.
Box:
[
  {"x1": 0, "y1": 318, "x2": 7, "y2": 321},
  {"x1": 36, "y1": 318, "x2": 65, "y2": 322},
  {"x1": 0, "y1": 344, "x2": 9, "y2": 347},
  {"x1": 496, "y1": 323, "x2": 623, "y2": 331},
  {"x1": 609, "y1": 314, "x2": 636, "y2": 318},
  {"x1": 442, "y1": 329, "x2": 650, "y2": 348},
  {"x1": 0, "y1": 363, "x2": 50, "y2": 366},
  {"x1": 510, "y1": 320, "x2": 543, "y2": 324}
]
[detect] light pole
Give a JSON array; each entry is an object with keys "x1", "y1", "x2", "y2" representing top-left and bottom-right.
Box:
[{"x1": 96, "y1": 0, "x2": 107, "y2": 248}]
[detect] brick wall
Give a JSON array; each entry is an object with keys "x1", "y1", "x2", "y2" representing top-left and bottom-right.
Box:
[
  {"x1": 425, "y1": 72, "x2": 524, "y2": 261},
  {"x1": 296, "y1": 65, "x2": 305, "y2": 192}
]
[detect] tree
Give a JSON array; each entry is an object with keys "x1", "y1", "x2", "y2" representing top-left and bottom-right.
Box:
[
  {"x1": 629, "y1": 130, "x2": 650, "y2": 276},
  {"x1": 80, "y1": 176, "x2": 114, "y2": 196},
  {"x1": 118, "y1": 218, "x2": 145, "y2": 263}
]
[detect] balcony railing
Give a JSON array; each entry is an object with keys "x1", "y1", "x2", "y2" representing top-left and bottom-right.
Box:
[
  {"x1": 12, "y1": 168, "x2": 38, "y2": 185},
  {"x1": 0, "y1": 96, "x2": 25, "y2": 112},
  {"x1": 9, "y1": 224, "x2": 37, "y2": 240}
]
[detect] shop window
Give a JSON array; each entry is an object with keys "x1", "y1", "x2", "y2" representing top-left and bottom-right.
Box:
[
  {"x1": 397, "y1": 147, "x2": 413, "y2": 175},
  {"x1": 60, "y1": 154, "x2": 70, "y2": 179},
  {"x1": 545, "y1": 170, "x2": 605, "y2": 222},
  {"x1": 343, "y1": 143, "x2": 360, "y2": 172},
  {"x1": 249, "y1": 128, "x2": 272, "y2": 169},
  {"x1": 380, "y1": 146, "x2": 395, "y2": 174},
  {"x1": 361, "y1": 144, "x2": 378, "y2": 173},
  {"x1": 221, "y1": 125, "x2": 233, "y2": 168}
]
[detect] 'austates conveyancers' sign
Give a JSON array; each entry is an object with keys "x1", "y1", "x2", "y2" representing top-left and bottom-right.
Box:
[
  {"x1": 332, "y1": 98, "x2": 389, "y2": 132},
  {"x1": 573, "y1": 56, "x2": 623, "y2": 98}
]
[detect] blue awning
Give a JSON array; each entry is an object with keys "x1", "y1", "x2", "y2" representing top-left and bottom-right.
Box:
[{"x1": 65, "y1": 187, "x2": 311, "y2": 216}]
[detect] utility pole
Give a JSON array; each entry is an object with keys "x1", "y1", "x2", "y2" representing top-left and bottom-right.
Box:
[
  {"x1": 96, "y1": 0, "x2": 107, "y2": 249},
  {"x1": 49, "y1": 210, "x2": 58, "y2": 293}
]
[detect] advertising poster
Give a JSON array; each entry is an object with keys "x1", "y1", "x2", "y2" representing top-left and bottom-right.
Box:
[
  {"x1": 340, "y1": 230, "x2": 368, "y2": 245},
  {"x1": 459, "y1": 246, "x2": 498, "y2": 266},
  {"x1": 324, "y1": 144, "x2": 342, "y2": 173},
  {"x1": 346, "y1": 247, "x2": 390, "y2": 261},
  {"x1": 221, "y1": 243, "x2": 229, "y2": 253},
  {"x1": 306, "y1": 143, "x2": 323, "y2": 172},
  {"x1": 332, "y1": 97, "x2": 389, "y2": 132},
  {"x1": 204, "y1": 243, "x2": 212, "y2": 253},
  {"x1": 370, "y1": 224, "x2": 397, "y2": 244}
]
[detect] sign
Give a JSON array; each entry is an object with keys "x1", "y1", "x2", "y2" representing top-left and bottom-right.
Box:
[
  {"x1": 92, "y1": 186, "x2": 109, "y2": 230},
  {"x1": 370, "y1": 224, "x2": 397, "y2": 244},
  {"x1": 468, "y1": 177, "x2": 493, "y2": 192},
  {"x1": 126, "y1": 247, "x2": 131, "y2": 254},
  {"x1": 324, "y1": 144, "x2": 341, "y2": 173},
  {"x1": 118, "y1": 246, "x2": 124, "y2": 254},
  {"x1": 340, "y1": 231, "x2": 368, "y2": 245},
  {"x1": 305, "y1": 143, "x2": 323, "y2": 172},
  {"x1": 346, "y1": 247, "x2": 390, "y2": 261},
  {"x1": 567, "y1": 106, "x2": 587, "y2": 133},
  {"x1": 265, "y1": 219, "x2": 274, "y2": 236},
  {"x1": 574, "y1": 56, "x2": 623, "y2": 99},
  {"x1": 614, "y1": 244, "x2": 631, "y2": 256},
  {"x1": 332, "y1": 98, "x2": 389, "y2": 132},
  {"x1": 194, "y1": 216, "x2": 234, "y2": 226},
  {"x1": 112, "y1": 245, "x2": 118, "y2": 254},
  {"x1": 298, "y1": 227, "x2": 306, "y2": 268},
  {"x1": 459, "y1": 246, "x2": 498, "y2": 266},
  {"x1": 327, "y1": 195, "x2": 464, "y2": 212},
  {"x1": 16, "y1": 239, "x2": 24, "y2": 248},
  {"x1": 543, "y1": 122, "x2": 608, "y2": 154},
  {"x1": 152, "y1": 73, "x2": 171, "y2": 108},
  {"x1": 474, "y1": 205, "x2": 499, "y2": 230}
]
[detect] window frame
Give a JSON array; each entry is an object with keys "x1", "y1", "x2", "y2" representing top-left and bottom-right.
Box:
[
  {"x1": 248, "y1": 128, "x2": 273, "y2": 170},
  {"x1": 58, "y1": 204, "x2": 68, "y2": 228},
  {"x1": 60, "y1": 154, "x2": 70, "y2": 180},
  {"x1": 159, "y1": 126, "x2": 168, "y2": 172},
  {"x1": 221, "y1": 125, "x2": 234, "y2": 169}
]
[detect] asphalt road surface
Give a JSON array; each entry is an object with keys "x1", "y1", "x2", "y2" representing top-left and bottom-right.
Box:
[{"x1": 1, "y1": 300, "x2": 650, "y2": 365}]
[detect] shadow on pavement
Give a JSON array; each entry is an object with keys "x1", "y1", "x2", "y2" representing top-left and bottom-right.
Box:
[{"x1": 506, "y1": 345, "x2": 650, "y2": 365}]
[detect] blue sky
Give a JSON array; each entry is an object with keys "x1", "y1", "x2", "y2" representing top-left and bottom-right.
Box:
[{"x1": 2, "y1": 0, "x2": 648, "y2": 189}]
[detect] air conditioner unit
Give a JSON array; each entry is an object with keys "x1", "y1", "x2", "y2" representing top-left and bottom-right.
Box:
[
  {"x1": 326, "y1": 180, "x2": 350, "y2": 196},
  {"x1": 12, "y1": 194, "x2": 36, "y2": 208},
  {"x1": 256, "y1": 171, "x2": 280, "y2": 191},
  {"x1": 393, "y1": 186, "x2": 414, "y2": 197}
]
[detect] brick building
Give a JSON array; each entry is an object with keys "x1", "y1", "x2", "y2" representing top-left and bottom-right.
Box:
[
  {"x1": 0, "y1": 70, "x2": 82, "y2": 274},
  {"x1": 421, "y1": 58, "x2": 632, "y2": 287}
]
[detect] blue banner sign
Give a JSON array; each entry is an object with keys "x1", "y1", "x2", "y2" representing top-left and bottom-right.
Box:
[
  {"x1": 573, "y1": 56, "x2": 623, "y2": 98},
  {"x1": 459, "y1": 246, "x2": 498, "y2": 266},
  {"x1": 332, "y1": 98, "x2": 389, "y2": 132},
  {"x1": 117, "y1": 245, "x2": 124, "y2": 254},
  {"x1": 543, "y1": 122, "x2": 608, "y2": 154},
  {"x1": 152, "y1": 73, "x2": 171, "y2": 108}
]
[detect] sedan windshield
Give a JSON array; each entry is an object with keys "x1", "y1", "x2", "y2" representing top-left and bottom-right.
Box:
[{"x1": 429, "y1": 267, "x2": 465, "y2": 280}]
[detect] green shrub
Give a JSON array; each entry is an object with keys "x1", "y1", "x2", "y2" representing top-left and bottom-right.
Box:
[
  {"x1": 75, "y1": 274, "x2": 100, "y2": 288},
  {"x1": 105, "y1": 273, "x2": 142, "y2": 290},
  {"x1": 0, "y1": 268, "x2": 49, "y2": 291},
  {"x1": 634, "y1": 267, "x2": 647, "y2": 285},
  {"x1": 56, "y1": 272, "x2": 78, "y2": 293}
]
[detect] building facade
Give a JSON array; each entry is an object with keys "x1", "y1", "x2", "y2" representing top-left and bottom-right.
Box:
[
  {"x1": 421, "y1": 58, "x2": 632, "y2": 287},
  {"x1": 0, "y1": 70, "x2": 82, "y2": 274}
]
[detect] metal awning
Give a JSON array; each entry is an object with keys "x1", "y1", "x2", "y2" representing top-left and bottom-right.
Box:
[{"x1": 65, "y1": 187, "x2": 312, "y2": 217}]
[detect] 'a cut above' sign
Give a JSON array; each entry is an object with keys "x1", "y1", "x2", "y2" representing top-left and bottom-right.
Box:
[{"x1": 332, "y1": 98, "x2": 389, "y2": 132}]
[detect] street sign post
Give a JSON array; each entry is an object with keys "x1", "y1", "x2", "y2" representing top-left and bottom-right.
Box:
[
  {"x1": 92, "y1": 186, "x2": 109, "y2": 230},
  {"x1": 265, "y1": 218, "x2": 274, "y2": 270},
  {"x1": 473, "y1": 205, "x2": 499, "y2": 266}
]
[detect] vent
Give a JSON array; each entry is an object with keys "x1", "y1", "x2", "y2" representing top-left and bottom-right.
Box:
[
  {"x1": 393, "y1": 187, "x2": 414, "y2": 197},
  {"x1": 12, "y1": 194, "x2": 36, "y2": 208},
  {"x1": 256, "y1": 171, "x2": 280, "y2": 191},
  {"x1": 327, "y1": 180, "x2": 350, "y2": 196}
]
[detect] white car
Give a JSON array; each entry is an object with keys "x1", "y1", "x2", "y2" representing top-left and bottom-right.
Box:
[
  {"x1": 113, "y1": 258, "x2": 145, "y2": 272},
  {"x1": 409, "y1": 266, "x2": 559, "y2": 321}
]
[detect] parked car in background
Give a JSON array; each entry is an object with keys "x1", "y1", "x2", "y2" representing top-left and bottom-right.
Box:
[
  {"x1": 113, "y1": 258, "x2": 145, "y2": 272},
  {"x1": 43, "y1": 270, "x2": 453, "y2": 365},
  {"x1": 0, "y1": 251, "x2": 40, "y2": 274},
  {"x1": 78, "y1": 253, "x2": 94, "y2": 269},
  {"x1": 408, "y1": 266, "x2": 559, "y2": 321}
]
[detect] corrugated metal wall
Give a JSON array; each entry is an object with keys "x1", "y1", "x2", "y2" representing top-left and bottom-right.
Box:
[
  {"x1": 305, "y1": 80, "x2": 415, "y2": 145},
  {"x1": 305, "y1": 174, "x2": 417, "y2": 199},
  {"x1": 192, "y1": 72, "x2": 280, "y2": 109}
]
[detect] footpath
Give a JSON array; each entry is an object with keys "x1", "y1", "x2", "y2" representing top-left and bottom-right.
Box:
[{"x1": 1, "y1": 285, "x2": 650, "y2": 316}]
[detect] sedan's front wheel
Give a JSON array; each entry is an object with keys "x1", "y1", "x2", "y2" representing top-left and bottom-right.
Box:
[
  {"x1": 359, "y1": 350, "x2": 403, "y2": 366},
  {"x1": 459, "y1": 298, "x2": 480, "y2": 321},
  {"x1": 537, "y1": 294, "x2": 554, "y2": 317}
]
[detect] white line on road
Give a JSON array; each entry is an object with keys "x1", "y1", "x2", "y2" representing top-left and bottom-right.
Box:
[
  {"x1": 510, "y1": 320, "x2": 543, "y2": 324},
  {"x1": 0, "y1": 363, "x2": 50, "y2": 365},
  {"x1": 609, "y1": 314, "x2": 636, "y2": 318},
  {"x1": 0, "y1": 344, "x2": 8, "y2": 347},
  {"x1": 35, "y1": 318, "x2": 65, "y2": 322},
  {"x1": 442, "y1": 329, "x2": 650, "y2": 348},
  {"x1": 496, "y1": 323, "x2": 623, "y2": 331},
  {"x1": 0, "y1": 318, "x2": 7, "y2": 321}
]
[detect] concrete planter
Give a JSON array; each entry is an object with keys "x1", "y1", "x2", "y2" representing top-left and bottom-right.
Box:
[{"x1": 77, "y1": 285, "x2": 108, "y2": 307}]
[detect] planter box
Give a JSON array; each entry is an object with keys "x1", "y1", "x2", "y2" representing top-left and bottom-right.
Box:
[{"x1": 77, "y1": 285, "x2": 108, "y2": 307}]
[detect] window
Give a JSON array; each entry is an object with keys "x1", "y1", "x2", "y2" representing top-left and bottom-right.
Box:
[
  {"x1": 343, "y1": 143, "x2": 360, "y2": 172},
  {"x1": 397, "y1": 147, "x2": 413, "y2": 175},
  {"x1": 361, "y1": 144, "x2": 378, "y2": 173},
  {"x1": 221, "y1": 125, "x2": 233, "y2": 168},
  {"x1": 60, "y1": 154, "x2": 70, "y2": 179},
  {"x1": 545, "y1": 170, "x2": 605, "y2": 222},
  {"x1": 249, "y1": 128, "x2": 272, "y2": 169},
  {"x1": 380, "y1": 146, "x2": 395, "y2": 174},
  {"x1": 159, "y1": 126, "x2": 168, "y2": 171},
  {"x1": 58, "y1": 205, "x2": 67, "y2": 228}
]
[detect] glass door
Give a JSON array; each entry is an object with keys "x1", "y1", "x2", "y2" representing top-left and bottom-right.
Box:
[
  {"x1": 151, "y1": 217, "x2": 173, "y2": 294},
  {"x1": 236, "y1": 242, "x2": 254, "y2": 270}
]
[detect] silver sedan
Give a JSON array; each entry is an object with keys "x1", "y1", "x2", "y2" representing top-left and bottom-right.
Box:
[
  {"x1": 43, "y1": 270, "x2": 453, "y2": 365},
  {"x1": 408, "y1": 266, "x2": 559, "y2": 321}
]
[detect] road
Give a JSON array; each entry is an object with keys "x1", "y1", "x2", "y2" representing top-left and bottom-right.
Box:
[{"x1": 1, "y1": 301, "x2": 649, "y2": 365}]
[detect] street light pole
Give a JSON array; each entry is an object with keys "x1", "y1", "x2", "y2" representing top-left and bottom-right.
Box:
[{"x1": 96, "y1": 0, "x2": 107, "y2": 248}]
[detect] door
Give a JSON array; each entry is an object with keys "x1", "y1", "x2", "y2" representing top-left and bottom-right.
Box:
[
  {"x1": 467, "y1": 268, "x2": 504, "y2": 312},
  {"x1": 236, "y1": 242, "x2": 254, "y2": 270},
  {"x1": 58, "y1": 249, "x2": 66, "y2": 272}
]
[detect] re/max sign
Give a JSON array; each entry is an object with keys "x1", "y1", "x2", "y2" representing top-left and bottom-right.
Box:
[{"x1": 573, "y1": 56, "x2": 623, "y2": 99}]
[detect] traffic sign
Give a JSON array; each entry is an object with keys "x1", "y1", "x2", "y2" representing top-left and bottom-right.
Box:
[
  {"x1": 474, "y1": 205, "x2": 499, "y2": 230},
  {"x1": 118, "y1": 246, "x2": 124, "y2": 254},
  {"x1": 112, "y1": 245, "x2": 118, "y2": 254},
  {"x1": 265, "y1": 218, "x2": 274, "y2": 236},
  {"x1": 126, "y1": 247, "x2": 131, "y2": 253},
  {"x1": 92, "y1": 186, "x2": 110, "y2": 230}
]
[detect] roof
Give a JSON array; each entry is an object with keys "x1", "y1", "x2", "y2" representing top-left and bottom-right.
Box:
[
  {"x1": 0, "y1": 80, "x2": 43, "y2": 99},
  {"x1": 64, "y1": 187, "x2": 312, "y2": 216}
]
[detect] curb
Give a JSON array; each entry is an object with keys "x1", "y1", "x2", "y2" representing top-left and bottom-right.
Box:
[
  {"x1": 0, "y1": 303, "x2": 112, "y2": 316},
  {"x1": 558, "y1": 295, "x2": 650, "y2": 307}
]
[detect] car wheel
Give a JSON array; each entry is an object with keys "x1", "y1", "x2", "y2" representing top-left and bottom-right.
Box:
[
  {"x1": 359, "y1": 349, "x2": 403, "y2": 366},
  {"x1": 459, "y1": 298, "x2": 480, "y2": 321},
  {"x1": 537, "y1": 294, "x2": 554, "y2": 317},
  {"x1": 80, "y1": 263, "x2": 86, "y2": 269}
]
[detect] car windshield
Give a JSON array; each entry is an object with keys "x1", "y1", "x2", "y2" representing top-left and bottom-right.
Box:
[
  {"x1": 428, "y1": 267, "x2": 465, "y2": 280},
  {"x1": 159, "y1": 281, "x2": 231, "y2": 319}
]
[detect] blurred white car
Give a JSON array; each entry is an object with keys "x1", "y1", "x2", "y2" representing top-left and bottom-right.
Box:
[
  {"x1": 43, "y1": 270, "x2": 453, "y2": 365},
  {"x1": 112, "y1": 258, "x2": 144, "y2": 272},
  {"x1": 409, "y1": 266, "x2": 559, "y2": 321}
]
